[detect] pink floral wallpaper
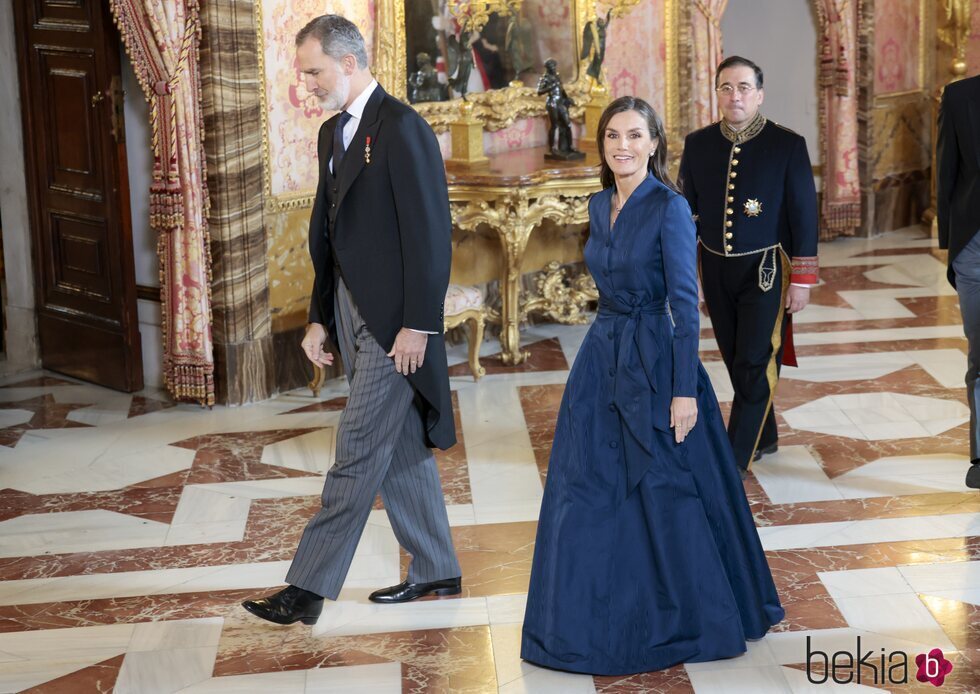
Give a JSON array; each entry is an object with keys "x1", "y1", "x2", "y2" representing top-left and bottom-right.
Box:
[
  {"x1": 874, "y1": 0, "x2": 921, "y2": 94},
  {"x1": 259, "y1": 0, "x2": 375, "y2": 199},
  {"x1": 605, "y1": 1, "x2": 668, "y2": 120}
]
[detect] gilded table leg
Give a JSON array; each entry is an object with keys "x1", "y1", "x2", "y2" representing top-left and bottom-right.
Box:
[{"x1": 497, "y1": 214, "x2": 534, "y2": 365}]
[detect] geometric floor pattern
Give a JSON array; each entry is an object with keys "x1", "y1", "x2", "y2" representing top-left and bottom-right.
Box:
[{"x1": 1, "y1": 226, "x2": 978, "y2": 692}]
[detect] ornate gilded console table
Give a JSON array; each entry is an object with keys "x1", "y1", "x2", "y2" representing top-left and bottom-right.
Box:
[{"x1": 446, "y1": 147, "x2": 603, "y2": 365}]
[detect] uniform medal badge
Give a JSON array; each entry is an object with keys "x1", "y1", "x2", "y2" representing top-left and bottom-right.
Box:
[
  {"x1": 365, "y1": 136, "x2": 372, "y2": 164},
  {"x1": 743, "y1": 198, "x2": 762, "y2": 217}
]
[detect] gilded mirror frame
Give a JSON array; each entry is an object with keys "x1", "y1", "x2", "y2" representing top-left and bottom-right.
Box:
[{"x1": 374, "y1": 0, "x2": 596, "y2": 132}]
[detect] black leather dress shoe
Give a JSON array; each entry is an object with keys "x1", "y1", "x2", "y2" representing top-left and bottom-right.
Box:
[
  {"x1": 752, "y1": 442, "x2": 779, "y2": 463},
  {"x1": 242, "y1": 585, "x2": 323, "y2": 625},
  {"x1": 967, "y1": 461, "x2": 980, "y2": 489},
  {"x1": 369, "y1": 577, "x2": 462, "y2": 604}
]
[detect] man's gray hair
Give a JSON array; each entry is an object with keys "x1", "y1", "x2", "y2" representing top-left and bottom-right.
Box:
[{"x1": 295, "y1": 15, "x2": 369, "y2": 69}]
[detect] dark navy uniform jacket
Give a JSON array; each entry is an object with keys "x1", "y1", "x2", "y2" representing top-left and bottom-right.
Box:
[{"x1": 678, "y1": 117, "x2": 819, "y2": 284}]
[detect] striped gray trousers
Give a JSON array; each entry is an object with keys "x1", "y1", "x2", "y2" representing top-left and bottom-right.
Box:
[{"x1": 285, "y1": 278, "x2": 461, "y2": 600}]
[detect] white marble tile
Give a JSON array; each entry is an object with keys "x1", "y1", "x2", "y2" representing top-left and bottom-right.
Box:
[
  {"x1": 685, "y1": 640, "x2": 776, "y2": 672},
  {"x1": 780, "y1": 353, "x2": 911, "y2": 383},
  {"x1": 0, "y1": 510, "x2": 170, "y2": 558},
  {"x1": 704, "y1": 361, "x2": 734, "y2": 402},
  {"x1": 818, "y1": 567, "x2": 913, "y2": 599},
  {"x1": 487, "y1": 593, "x2": 528, "y2": 624},
  {"x1": 0, "y1": 562, "x2": 294, "y2": 606},
  {"x1": 129, "y1": 617, "x2": 224, "y2": 652},
  {"x1": 918, "y1": 587, "x2": 980, "y2": 607},
  {"x1": 790, "y1": 304, "x2": 865, "y2": 324},
  {"x1": 910, "y1": 348, "x2": 969, "y2": 388},
  {"x1": 260, "y1": 427, "x2": 335, "y2": 474},
  {"x1": 179, "y1": 669, "x2": 307, "y2": 693},
  {"x1": 790, "y1": 325, "x2": 966, "y2": 347},
  {"x1": 862, "y1": 255, "x2": 951, "y2": 289},
  {"x1": 832, "y1": 593, "x2": 955, "y2": 651},
  {"x1": 491, "y1": 623, "x2": 596, "y2": 693},
  {"x1": 164, "y1": 518, "x2": 248, "y2": 547},
  {"x1": 898, "y1": 560, "x2": 980, "y2": 593},
  {"x1": 752, "y1": 445, "x2": 843, "y2": 504},
  {"x1": 0, "y1": 623, "x2": 134, "y2": 661},
  {"x1": 472, "y1": 498, "x2": 543, "y2": 525},
  {"x1": 0, "y1": 408, "x2": 33, "y2": 428},
  {"x1": 171, "y1": 487, "x2": 253, "y2": 526},
  {"x1": 687, "y1": 664, "x2": 791, "y2": 693},
  {"x1": 0, "y1": 444, "x2": 196, "y2": 495},
  {"x1": 833, "y1": 454, "x2": 971, "y2": 499},
  {"x1": 115, "y1": 645, "x2": 219, "y2": 694},
  {"x1": 305, "y1": 662, "x2": 402, "y2": 693},
  {"x1": 0, "y1": 657, "x2": 124, "y2": 693},
  {"x1": 780, "y1": 665, "x2": 890, "y2": 692},
  {"x1": 337, "y1": 552, "x2": 401, "y2": 589},
  {"x1": 199, "y1": 476, "x2": 328, "y2": 500},
  {"x1": 312, "y1": 596, "x2": 489, "y2": 637},
  {"x1": 757, "y1": 513, "x2": 980, "y2": 551}
]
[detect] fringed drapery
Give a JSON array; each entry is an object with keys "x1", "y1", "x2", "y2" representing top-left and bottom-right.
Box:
[
  {"x1": 691, "y1": 0, "x2": 729, "y2": 128},
  {"x1": 813, "y1": 0, "x2": 861, "y2": 239},
  {"x1": 109, "y1": 0, "x2": 215, "y2": 405}
]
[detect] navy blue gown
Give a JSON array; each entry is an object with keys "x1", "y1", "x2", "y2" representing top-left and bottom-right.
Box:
[{"x1": 521, "y1": 175, "x2": 785, "y2": 676}]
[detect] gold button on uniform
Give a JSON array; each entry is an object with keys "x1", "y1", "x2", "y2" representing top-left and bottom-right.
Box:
[
  {"x1": 726, "y1": 220, "x2": 733, "y2": 227},
  {"x1": 729, "y1": 183, "x2": 735, "y2": 190},
  {"x1": 731, "y1": 159, "x2": 739, "y2": 166},
  {"x1": 734, "y1": 146, "x2": 741, "y2": 153},
  {"x1": 725, "y1": 244, "x2": 733, "y2": 252},
  {"x1": 725, "y1": 232, "x2": 733, "y2": 239},
  {"x1": 729, "y1": 171, "x2": 737, "y2": 179},
  {"x1": 726, "y1": 208, "x2": 734, "y2": 215},
  {"x1": 728, "y1": 196, "x2": 734, "y2": 203}
]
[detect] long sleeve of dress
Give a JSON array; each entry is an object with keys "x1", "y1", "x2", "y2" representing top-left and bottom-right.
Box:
[{"x1": 660, "y1": 194, "x2": 700, "y2": 398}]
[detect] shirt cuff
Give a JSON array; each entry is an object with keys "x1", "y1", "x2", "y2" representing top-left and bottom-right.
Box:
[
  {"x1": 790, "y1": 283, "x2": 813, "y2": 289},
  {"x1": 407, "y1": 328, "x2": 437, "y2": 335}
]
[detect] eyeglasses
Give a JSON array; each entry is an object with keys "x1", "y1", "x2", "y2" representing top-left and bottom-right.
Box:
[{"x1": 715, "y1": 84, "x2": 758, "y2": 96}]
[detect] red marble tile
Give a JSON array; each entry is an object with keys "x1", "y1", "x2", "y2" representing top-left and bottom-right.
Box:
[
  {"x1": 517, "y1": 384, "x2": 564, "y2": 484},
  {"x1": 171, "y1": 429, "x2": 327, "y2": 485},
  {"x1": 127, "y1": 395, "x2": 176, "y2": 418},
  {"x1": 448, "y1": 337, "x2": 569, "y2": 377},
  {"x1": 21, "y1": 654, "x2": 124, "y2": 693},
  {"x1": 594, "y1": 665, "x2": 694, "y2": 692},
  {"x1": 0, "y1": 394, "x2": 94, "y2": 447},
  {"x1": 0, "y1": 486, "x2": 182, "y2": 524}
]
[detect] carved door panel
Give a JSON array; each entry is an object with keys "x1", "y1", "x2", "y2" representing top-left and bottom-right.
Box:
[{"x1": 14, "y1": 0, "x2": 143, "y2": 391}]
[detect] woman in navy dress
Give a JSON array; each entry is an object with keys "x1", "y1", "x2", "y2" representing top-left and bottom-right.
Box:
[{"x1": 521, "y1": 96, "x2": 784, "y2": 676}]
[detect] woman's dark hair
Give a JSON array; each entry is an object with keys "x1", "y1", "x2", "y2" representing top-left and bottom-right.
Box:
[{"x1": 596, "y1": 96, "x2": 679, "y2": 193}]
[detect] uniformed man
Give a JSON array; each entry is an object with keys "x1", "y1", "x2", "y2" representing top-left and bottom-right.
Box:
[{"x1": 678, "y1": 55, "x2": 819, "y2": 475}]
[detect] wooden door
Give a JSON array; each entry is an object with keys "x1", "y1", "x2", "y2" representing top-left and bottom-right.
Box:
[{"x1": 13, "y1": 0, "x2": 143, "y2": 391}]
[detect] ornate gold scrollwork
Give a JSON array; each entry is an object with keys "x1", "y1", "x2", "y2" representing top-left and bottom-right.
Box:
[
  {"x1": 939, "y1": 0, "x2": 972, "y2": 78},
  {"x1": 523, "y1": 261, "x2": 599, "y2": 325},
  {"x1": 447, "y1": 0, "x2": 516, "y2": 33}
]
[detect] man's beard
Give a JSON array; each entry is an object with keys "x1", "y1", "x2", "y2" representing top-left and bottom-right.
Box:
[{"x1": 321, "y1": 69, "x2": 351, "y2": 111}]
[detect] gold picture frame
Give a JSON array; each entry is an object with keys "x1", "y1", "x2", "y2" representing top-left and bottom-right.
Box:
[{"x1": 375, "y1": 0, "x2": 602, "y2": 133}]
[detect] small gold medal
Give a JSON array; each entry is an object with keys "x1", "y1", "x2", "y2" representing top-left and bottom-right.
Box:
[{"x1": 743, "y1": 198, "x2": 762, "y2": 217}]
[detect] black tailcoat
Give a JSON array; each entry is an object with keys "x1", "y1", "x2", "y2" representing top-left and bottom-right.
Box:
[
  {"x1": 307, "y1": 85, "x2": 455, "y2": 449},
  {"x1": 937, "y1": 74, "x2": 980, "y2": 288}
]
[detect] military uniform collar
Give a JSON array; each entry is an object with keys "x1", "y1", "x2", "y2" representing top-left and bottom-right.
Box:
[{"x1": 720, "y1": 112, "x2": 767, "y2": 144}]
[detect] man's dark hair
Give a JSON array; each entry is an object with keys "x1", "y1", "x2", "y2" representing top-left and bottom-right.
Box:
[
  {"x1": 715, "y1": 55, "x2": 764, "y2": 89},
  {"x1": 295, "y1": 15, "x2": 368, "y2": 69}
]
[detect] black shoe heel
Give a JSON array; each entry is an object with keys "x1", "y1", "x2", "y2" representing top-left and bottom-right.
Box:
[
  {"x1": 433, "y1": 586, "x2": 462, "y2": 596},
  {"x1": 301, "y1": 616, "x2": 319, "y2": 625}
]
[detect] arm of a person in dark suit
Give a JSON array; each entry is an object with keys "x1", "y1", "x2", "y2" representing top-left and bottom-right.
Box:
[
  {"x1": 677, "y1": 134, "x2": 699, "y2": 223},
  {"x1": 936, "y1": 85, "x2": 958, "y2": 251},
  {"x1": 308, "y1": 119, "x2": 335, "y2": 334},
  {"x1": 387, "y1": 113, "x2": 452, "y2": 333},
  {"x1": 661, "y1": 194, "x2": 700, "y2": 398},
  {"x1": 785, "y1": 136, "x2": 819, "y2": 285}
]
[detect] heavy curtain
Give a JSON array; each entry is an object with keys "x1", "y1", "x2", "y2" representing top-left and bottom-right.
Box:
[
  {"x1": 813, "y1": 0, "x2": 861, "y2": 239},
  {"x1": 110, "y1": 0, "x2": 215, "y2": 405},
  {"x1": 691, "y1": 0, "x2": 729, "y2": 128}
]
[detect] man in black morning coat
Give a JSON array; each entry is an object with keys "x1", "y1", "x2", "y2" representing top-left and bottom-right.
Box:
[
  {"x1": 937, "y1": 73, "x2": 980, "y2": 489},
  {"x1": 243, "y1": 15, "x2": 461, "y2": 626},
  {"x1": 679, "y1": 56, "x2": 819, "y2": 475}
]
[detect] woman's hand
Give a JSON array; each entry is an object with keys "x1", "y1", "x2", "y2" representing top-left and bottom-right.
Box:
[{"x1": 670, "y1": 396, "x2": 698, "y2": 444}]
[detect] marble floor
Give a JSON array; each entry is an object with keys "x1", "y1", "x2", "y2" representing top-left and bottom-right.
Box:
[{"x1": 0, "y1": 226, "x2": 977, "y2": 693}]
